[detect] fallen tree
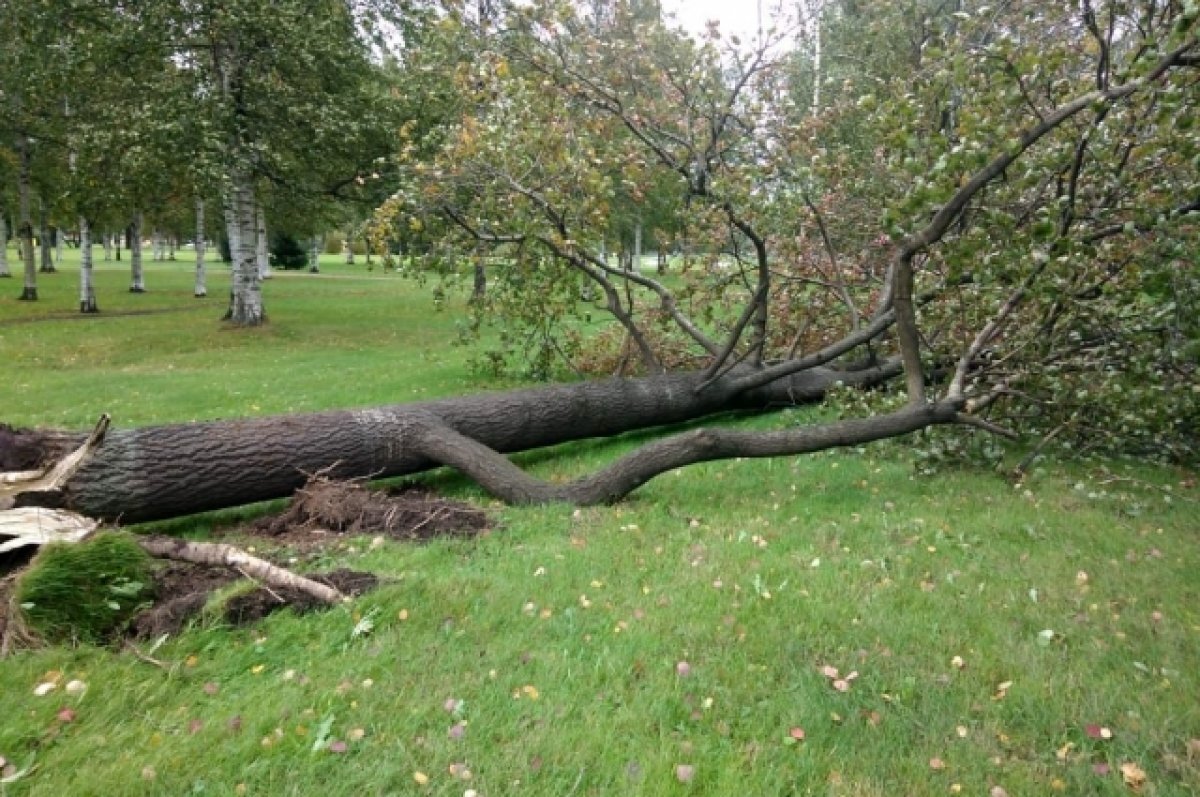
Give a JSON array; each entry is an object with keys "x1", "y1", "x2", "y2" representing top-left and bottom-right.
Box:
[
  {"x1": 2, "y1": 5, "x2": 1196, "y2": 529},
  {"x1": 2, "y1": 363, "x2": 900, "y2": 523}
]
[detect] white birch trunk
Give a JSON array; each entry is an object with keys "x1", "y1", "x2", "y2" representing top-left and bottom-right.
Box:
[
  {"x1": 17, "y1": 136, "x2": 37, "y2": 300},
  {"x1": 194, "y1": 197, "x2": 207, "y2": 297},
  {"x1": 129, "y1": 210, "x2": 146, "y2": 292},
  {"x1": 56, "y1": 226, "x2": 64, "y2": 266},
  {"x1": 224, "y1": 172, "x2": 264, "y2": 325},
  {"x1": 0, "y1": 212, "x2": 10, "y2": 278},
  {"x1": 255, "y1": 201, "x2": 271, "y2": 279},
  {"x1": 102, "y1": 232, "x2": 112, "y2": 261},
  {"x1": 344, "y1": 226, "x2": 355, "y2": 264},
  {"x1": 79, "y1": 216, "x2": 97, "y2": 313},
  {"x1": 151, "y1": 229, "x2": 163, "y2": 261},
  {"x1": 308, "y1": 235, "x2": 322, "y2": 272}
]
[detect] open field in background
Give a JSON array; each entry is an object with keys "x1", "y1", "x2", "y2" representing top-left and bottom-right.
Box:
[{"x1": 1, "y1": 252, "x2": 1197, "y2": 796}]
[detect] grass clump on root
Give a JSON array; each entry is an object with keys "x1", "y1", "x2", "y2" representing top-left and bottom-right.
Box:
[{"x1": 15, "y1": 531, "x2": 153, "y2": 644}]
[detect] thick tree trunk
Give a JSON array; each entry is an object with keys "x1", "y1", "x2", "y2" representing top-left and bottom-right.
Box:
[
  {"x1": 224, "y1": 173, "x2": 265, "y2": 325},
  {"x1": 17, "y1": 136, "x2": 37, "y2": 301},
  {"x1": 194, "y1": 198, "x2": 207, "y2": 297},
  {"x1": 129, "y1": 210, "x2": 145, "y2": 292},
  {"x1": 2, "y1": 364, "x2": 906, "y2": 523},
  {"x1": 308, "y1": 235, "x2": 322, "y2": 273},
  {"x1": 79, "y1": 217, "x2": 97, "y2": 313}
]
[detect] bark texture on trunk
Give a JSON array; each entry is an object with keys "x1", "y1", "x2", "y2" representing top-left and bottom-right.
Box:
[
  {"x1": 79, "y1": 216, "x2": 97, "y2": 313},
  {"x1": 129, "y1": 210, "x2": 145, "y2": 292},
  {"x1": 6, "y1": 364, "x2": 902, "y2": 523},
  {"x1": 17, "y1": 136, "x2": 37, "y2": 301},
  {"x1": 194, "y1": 198, "x2": 207, "y2": 297},
  {"x1": 225, "y1": 173, "x2": 264, "y2": 325},
  {"x1": 255, "y1": 202, "x2": 271, "y2": 280}
]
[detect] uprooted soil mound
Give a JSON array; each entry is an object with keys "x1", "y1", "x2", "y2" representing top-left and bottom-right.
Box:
[
  {"x1": 252, "y1": 475, "x2": 489, "y2": 542},
  {"x1": 131, "y1": 565, "x2": 377, "y2": 638}
]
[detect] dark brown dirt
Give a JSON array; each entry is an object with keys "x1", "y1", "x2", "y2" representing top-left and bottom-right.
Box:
[
  {"x1": 130, "y1": 563, "x2": 378, "y2": 638},
  {"x1": 251, "y1": 475, "x2": 489, "y2": 545},
  {"x1": 224, "y1": 568, "x2": 379, "y2": 625},
  {"x1": 130, "y1": 562, "x2": 238, "y2": 638},
  {"x1": 0, "y1": 424, "x2": 79, "y2": 471}
]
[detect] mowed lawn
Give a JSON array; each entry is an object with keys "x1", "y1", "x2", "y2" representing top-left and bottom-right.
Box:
[{"x1": 1, "y1": 248, "x2": 1198, "y2": 796}]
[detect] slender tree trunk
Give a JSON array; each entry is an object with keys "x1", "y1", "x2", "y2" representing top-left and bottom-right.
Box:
[
  {"x1": 129, "y1": 210, "x2": 145, "y2": 292},
  {"x1": 17, "y1": 136, "x2": 37, "y2": 301},
  {"x1": 56, "y1": 225, "x2": 64, "y2": 264},
  {"x1": 102, "y1": 232, "x2": 112, "y2": 262},
  {"x1": 38, "y1": 207, "x2": 54, "y2": 273},
  {"x1": 344, "y1": 226, "x2": 355, "y2": 264},
  {"x1": 114, "y1": 232, "x2": 121, "y2": 261},
  {"x1": 168, "y1": 235, "x2": 176, "y2": 261},
  {"x1": 255, "y1": 201, "x2": 271, "y2": 280},
  {"x1": 633, "y1": 219, "x2": 642, "y2": 271},
  {"x1": 0, "y1": 211, "x2": 10, "y2": 278},
  {"x1": 194, "y1": 197, "x2": 207, "y2": 298},
  {"x1": 151, "y1": 229, "x2": 163, "y2": 261},
  {"x1": 308, "y1": 235, "x2": 322, "y2": 272},
  {"x1": 79, "y1": 216, "x2": 97, "y2": 313},
  {"x1": 224, "y1": 172, "x2": 264, "y2": 325},
  {"x1": 473, "y1": 261, "x2": 487, "y2": 300}
]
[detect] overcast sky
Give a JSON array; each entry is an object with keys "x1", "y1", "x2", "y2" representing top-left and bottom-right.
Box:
[{"x1": 661, "y1": 0, "x2": 795, "y2": 45}]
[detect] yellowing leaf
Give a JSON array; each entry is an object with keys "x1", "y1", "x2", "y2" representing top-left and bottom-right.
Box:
[{"x1": 1119, "y1": 762, "x2": 1146, "y2": 791}]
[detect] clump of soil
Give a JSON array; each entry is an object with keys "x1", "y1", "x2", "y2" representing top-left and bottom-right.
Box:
[
  {"x1": 131, "y1": 564, "x2": 377, "y2": 638},
  {"x1": 130, "y1": 562, "x2": 238, "y2": 639},
  {"x1": 252, "y1": 475, "x2": 489, "y2": 543}
]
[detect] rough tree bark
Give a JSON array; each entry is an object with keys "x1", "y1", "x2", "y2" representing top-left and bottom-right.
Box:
[
  {"x1": 194, "y1": 197, "x2": 207, "y2": 298},
  {"x1": 79, "y1": 216, "x2": 97, "y2": 313},
  {"x1": 17, "y1": 135, "x2": 37, "y2": 301},
  {"x1": 1, "y1": 363, "x2": 911, "y2": 523}
]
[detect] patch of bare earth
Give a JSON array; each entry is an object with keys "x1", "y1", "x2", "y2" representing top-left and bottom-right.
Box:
[{"x1": 129, "y1": 477, "x2": 489, "y2": 637}]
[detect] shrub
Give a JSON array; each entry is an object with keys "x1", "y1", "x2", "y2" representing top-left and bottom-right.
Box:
[{"x1": 270, "y1": 233, "x2": 309, "y2": 270}]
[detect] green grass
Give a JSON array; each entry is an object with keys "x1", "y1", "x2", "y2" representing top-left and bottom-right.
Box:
[{"x1": 1, "y1": 246, "x2": 1198, "y2": 796}]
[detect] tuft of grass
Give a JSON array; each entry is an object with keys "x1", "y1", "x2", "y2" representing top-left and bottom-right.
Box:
[{"x1": 15, "y1": 532, "x2": 153, "y2": 644}]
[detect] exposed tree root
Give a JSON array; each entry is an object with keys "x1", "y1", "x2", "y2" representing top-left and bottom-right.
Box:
[
  {"x1": 136, "y1": 536, "x2": 347, "y2": 605},
  {"x1": 255, "y1": 473, "x2": 489, "y2": 541}
]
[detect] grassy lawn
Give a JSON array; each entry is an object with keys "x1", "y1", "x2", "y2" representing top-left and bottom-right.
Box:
[{"x1": 1, "y1": 247, "x2": 1197, "y2": 796}]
